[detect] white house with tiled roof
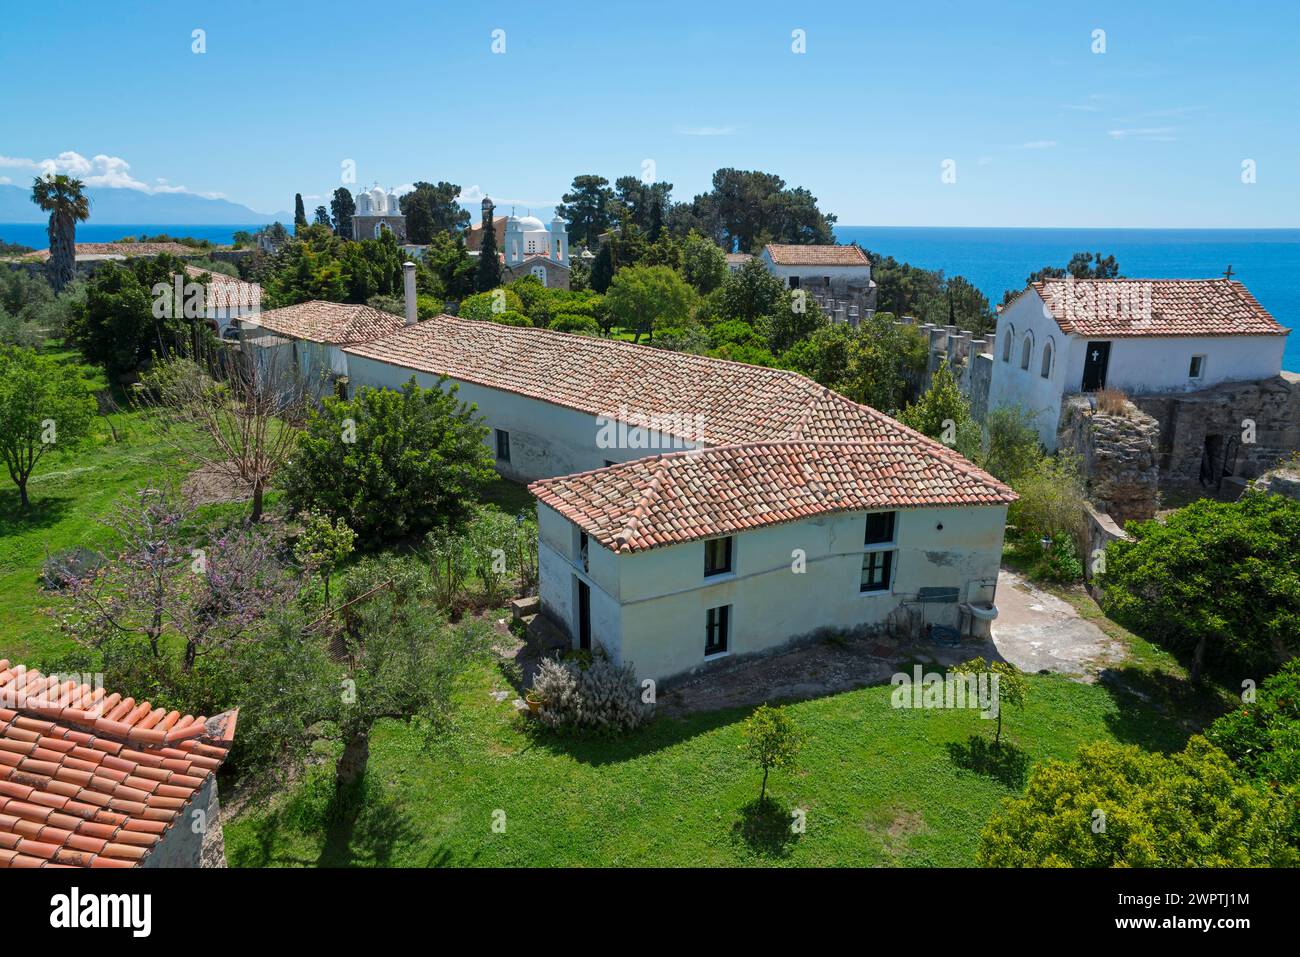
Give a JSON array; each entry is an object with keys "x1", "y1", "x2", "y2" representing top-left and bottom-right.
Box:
[
  {"x1": 342, "y1": 300, "x2": 1016, "y2": 683},
  {"x1": 237, "y1": 299, "x2": 407, "y2": 388},
  {"x1": 529, "y1": 442, "x2": 1013, "y2": 682},
  {"x1": 990, "y1": 278, "x2": 1291, "y2": 449},
  {"x1": 759, "y1": 243, "x2": 877, "y2": 326},
  {"x1": 184, "y1": 265, "x2": 261, "y2": 334}
]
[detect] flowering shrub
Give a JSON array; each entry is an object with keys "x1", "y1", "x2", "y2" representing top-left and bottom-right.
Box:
[{"x1": 531, "y1": 655, "x2": 653, "y2": 734}]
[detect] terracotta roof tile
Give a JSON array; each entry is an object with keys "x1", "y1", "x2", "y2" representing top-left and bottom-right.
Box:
[
  {"x1": 530, "y1": 440, "x2": 1016, "y2": 553},
  {"x1": 183, "y1": 266, "x2": 262, "y2": 311},
  {"x1": 239, "y1": 299, "x2": 405, "y2": 344},
  {"x1": 764, "y1": 243, "x2": 870, "y2": 267},
  {"x1": 1028, "y1": 278, "x2": 1289, "y2": 338},
  {"x1": 344, "y1": 315, "x2": 929, "y2": 447},
  {"x1": 24, "y1": 242, "x2": 202, "y2": 261},
  {"x1": 0, "y1": 662, "x2": 236, "y2": 869}
]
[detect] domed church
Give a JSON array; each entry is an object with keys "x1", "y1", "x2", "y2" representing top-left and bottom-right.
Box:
[
  {"x1": 352, "y1": 184, "x2": 408, "y2": 242},
  {"x1": 475, "y1": 196, "x2": 570, "y2": 289}
]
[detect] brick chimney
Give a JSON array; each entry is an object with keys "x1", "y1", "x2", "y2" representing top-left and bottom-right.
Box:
[{"x1": 402, "y1": 261, "x2": 417, "y2": 326}]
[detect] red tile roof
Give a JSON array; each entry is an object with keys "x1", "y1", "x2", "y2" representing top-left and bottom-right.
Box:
[
  {"x1": 184, "y1": 266, "x2": 261, "y2": 311},
  {"x1": 241, "y1": 300, "x2": 405, "y2": 344},
  {"x1": 764, "y1": 243, "x2": 870, "y2": 267},
  {"x1": 0, "y1": 661, "x2": 236, "y2": 868},
  {"x1": 24, "y1": 242, "x2": 203, "y2": 261},
  {"x1": 1028, "y1": 278, "x2": 1289, "y2": 338},
  {"x1": 343, "y1": 315, "x2": 933, "y2": 447},
  {"x1": 529, "y1": 440, "x2": 1016, "y2": 553}
]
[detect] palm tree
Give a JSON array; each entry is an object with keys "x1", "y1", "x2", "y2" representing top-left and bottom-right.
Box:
[{"x1": 32, "y1": 174, "x2": 89, "y2": 291}]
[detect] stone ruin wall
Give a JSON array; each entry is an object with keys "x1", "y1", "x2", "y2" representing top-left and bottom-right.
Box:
[
  {"x1": 1057, "y1": 397, "x2": 1161, "y2": 524},
  {"x1": 1129, "y1": 372, "x2": 1300, "y2": 496}
]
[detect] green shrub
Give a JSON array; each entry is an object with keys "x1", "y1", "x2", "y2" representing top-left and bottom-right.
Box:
[
  {"x1": 283, "y1": 377, "x2": 495, "y2": 549},
  {"x1": 548, "y1": 313, "x2": 600, "y2": 336},
  {"x1": 978, "y1": 737, "x2": 1298, "y2": 867},
  {"x1": 1100, "y1": 494, "x2": 1300, "y2": 682}
]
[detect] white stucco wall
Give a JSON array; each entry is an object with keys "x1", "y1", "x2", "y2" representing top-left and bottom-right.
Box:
[
  {"x1": 758, "y1": 248, "x2": 872, "y2": 286},
  {"x1": 986, "y1": 291, "x2": 1071, "y2": 448},
  {"x1": 344, "y1": 351, "x2": 698, "y2": 482},
  {"x1": 540, "y1": 502, "x2": 1007, "y2": 683},
  {"x1": 988, "y1": 289, "x2": 1289, "y2": 450}
]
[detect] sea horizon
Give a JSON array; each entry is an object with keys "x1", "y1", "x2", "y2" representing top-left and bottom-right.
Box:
[{"x1": 4, "y1": 221, "x2": 1296, "y2": 373}]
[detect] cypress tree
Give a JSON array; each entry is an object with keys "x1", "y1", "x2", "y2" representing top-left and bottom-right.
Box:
[
  {"x1": 294, "y1": 193, "x2": 307, "y2": 232},
  {"x1": 475, "y1": 203, "x2": 501, "y2": 292}
]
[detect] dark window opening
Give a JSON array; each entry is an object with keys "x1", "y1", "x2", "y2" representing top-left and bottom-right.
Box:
[
  {"x1": 860, "y1": 550, "x2": 893, "y2": 593},
  {"x1": 705, "y1": 605, "x2": 730, "y2": 655},
  {"x1": 495, "y1": 428, "x2": 510, "y2": 462},
  {"x1": 704, "y1": 537, "x2": 733, "y2": 577},
  {"x1": 864, "y1": 512, "x2": 896, "y2": 546}
]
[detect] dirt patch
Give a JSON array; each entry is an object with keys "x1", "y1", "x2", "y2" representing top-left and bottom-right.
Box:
[
  {"x1": 657, "y1": 632, "x2": 996, "y2": 718},
  {"x1": 183, "y1": 463, "x2": 253, "y2": 506},
  {"x1": 865, "y1": 806, "x2": 929, "y2": 858}
]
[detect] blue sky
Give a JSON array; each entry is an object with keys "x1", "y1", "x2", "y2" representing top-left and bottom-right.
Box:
[{"x1": 2, "y1": 0, "x2": 1296, "y2": 227}]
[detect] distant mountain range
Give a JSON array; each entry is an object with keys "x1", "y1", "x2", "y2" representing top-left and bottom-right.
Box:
[{"x1": 0, "y1": 184, "x2": 290, "y2": 225}]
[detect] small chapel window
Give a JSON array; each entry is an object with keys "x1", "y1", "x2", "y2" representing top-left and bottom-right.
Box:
[{"x1": 1189, "y1": 355, "x2": 1206, "y2": 379}]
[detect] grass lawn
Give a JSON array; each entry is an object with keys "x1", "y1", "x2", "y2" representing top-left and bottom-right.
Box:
[
  {"x1": 0, "y1": 350, "x2": 222, "y2": 664},
  {"x1": 226, "y1": 655, "x2": 1194, "y2": 868}
]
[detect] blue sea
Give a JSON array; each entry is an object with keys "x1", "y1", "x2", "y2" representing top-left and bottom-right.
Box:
[
  {"x1": 3, "y1": 222, "x2": 1296, "y2": 372},
  {"x1": 836, "y1": 226, "x2": 1300, "y2": 374},
  {"x1": 0, "y1": 223, "x2": 264, "y2": 249}
]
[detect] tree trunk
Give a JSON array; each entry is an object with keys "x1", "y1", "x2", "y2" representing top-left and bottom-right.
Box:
[
  {"x1": 17, "y1": 479, "x2": 29, "y2": 510},
  {"x1": 250, "y1": 480, "x2": 264, "y2": 522},
  {"x1": 1190, "y1": 634, "x2": 1208, "y2": 684},
  {"x1": 760, "y1": 766, "x2": 769, "y2": 803},
  {"x1": 336, "y1": 725, "x2": 371, "y2": 792}
]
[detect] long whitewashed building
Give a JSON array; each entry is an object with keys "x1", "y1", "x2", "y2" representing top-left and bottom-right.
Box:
[{"x1": 341, "y1": 306, "x2": 1015, "y2": 683}]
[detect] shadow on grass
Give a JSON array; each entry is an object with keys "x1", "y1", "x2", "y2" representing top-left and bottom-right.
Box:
[
  {"x1": 0, "y1": 494, "x2": 73, "y2": 538},
  {"x1": 231, "y1": 768, "x2": 464, "y2": 868},
  {"x1": 521, "y1": 704, "x2": 752, "y2": 767},
  {"x1": 731, "y1": 796, "x2": 800, "y2": 859},
  {"x1": 1096, "y1": 665, "x2": 1231, "y2": 753},
  {"x1": 946, "y1": 734, "x2": 1031, "y2": 789}
]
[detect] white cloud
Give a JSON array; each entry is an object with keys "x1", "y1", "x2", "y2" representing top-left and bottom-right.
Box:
[
  {"x1": 675, "y1": 125, "x2": 738, "y2": 136},
  {"x1": 0, "y1": 150, "x2": 203, "y2": 193},
  {"x1": 0, "y1": 176, "x2": 11, "y2": 185},
  {"x1": 1014, "y1": 140, "x2": 1058, "y2": 149},
  {"x1": 1107, "y1": 127, "x2": 1178, "y2": 141}
]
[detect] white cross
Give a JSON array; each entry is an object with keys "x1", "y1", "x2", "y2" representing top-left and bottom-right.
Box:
[{"x1": 1091, "y1": 350, "x2": 1100, "y2": 361}]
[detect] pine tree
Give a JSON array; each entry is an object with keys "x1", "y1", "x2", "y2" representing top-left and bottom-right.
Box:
[
  {"x1": 475, "y1": 203, "x2": 501, "y2": 292},
  {"x1": 313, "y1": 206, "x2": 332, "y2": 229}
]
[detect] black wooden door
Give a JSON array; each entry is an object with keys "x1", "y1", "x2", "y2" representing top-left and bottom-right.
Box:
[
  {"x1": 1082, "y1": 341, "x2": 1111, "y2": 392},
  {"x1": 577, "y1": 579, "x2": 591, "y2": 650}
]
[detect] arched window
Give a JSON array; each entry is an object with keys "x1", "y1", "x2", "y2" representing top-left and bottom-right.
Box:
[
  {"x1": 530, "y1": 265, "x2": 547, "y2": 287},
  {"x1": 1002, "y1": 326, "x2": 1014, "y2": 363},
  {"x1": 1020, "y1": 332, "x2": 1033, "y2": 370},
  {"x1": 1040, "y1": 339, "x2": 1054, "y2": 379}
]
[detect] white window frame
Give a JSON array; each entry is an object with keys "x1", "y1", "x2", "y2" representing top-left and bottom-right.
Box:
[
  {"x1": 860, "y1": 510, "x2": 898, "y2": 595},
  {"x1": 1189, "y1": 354, "x2": 1207, "y2": 380}
]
